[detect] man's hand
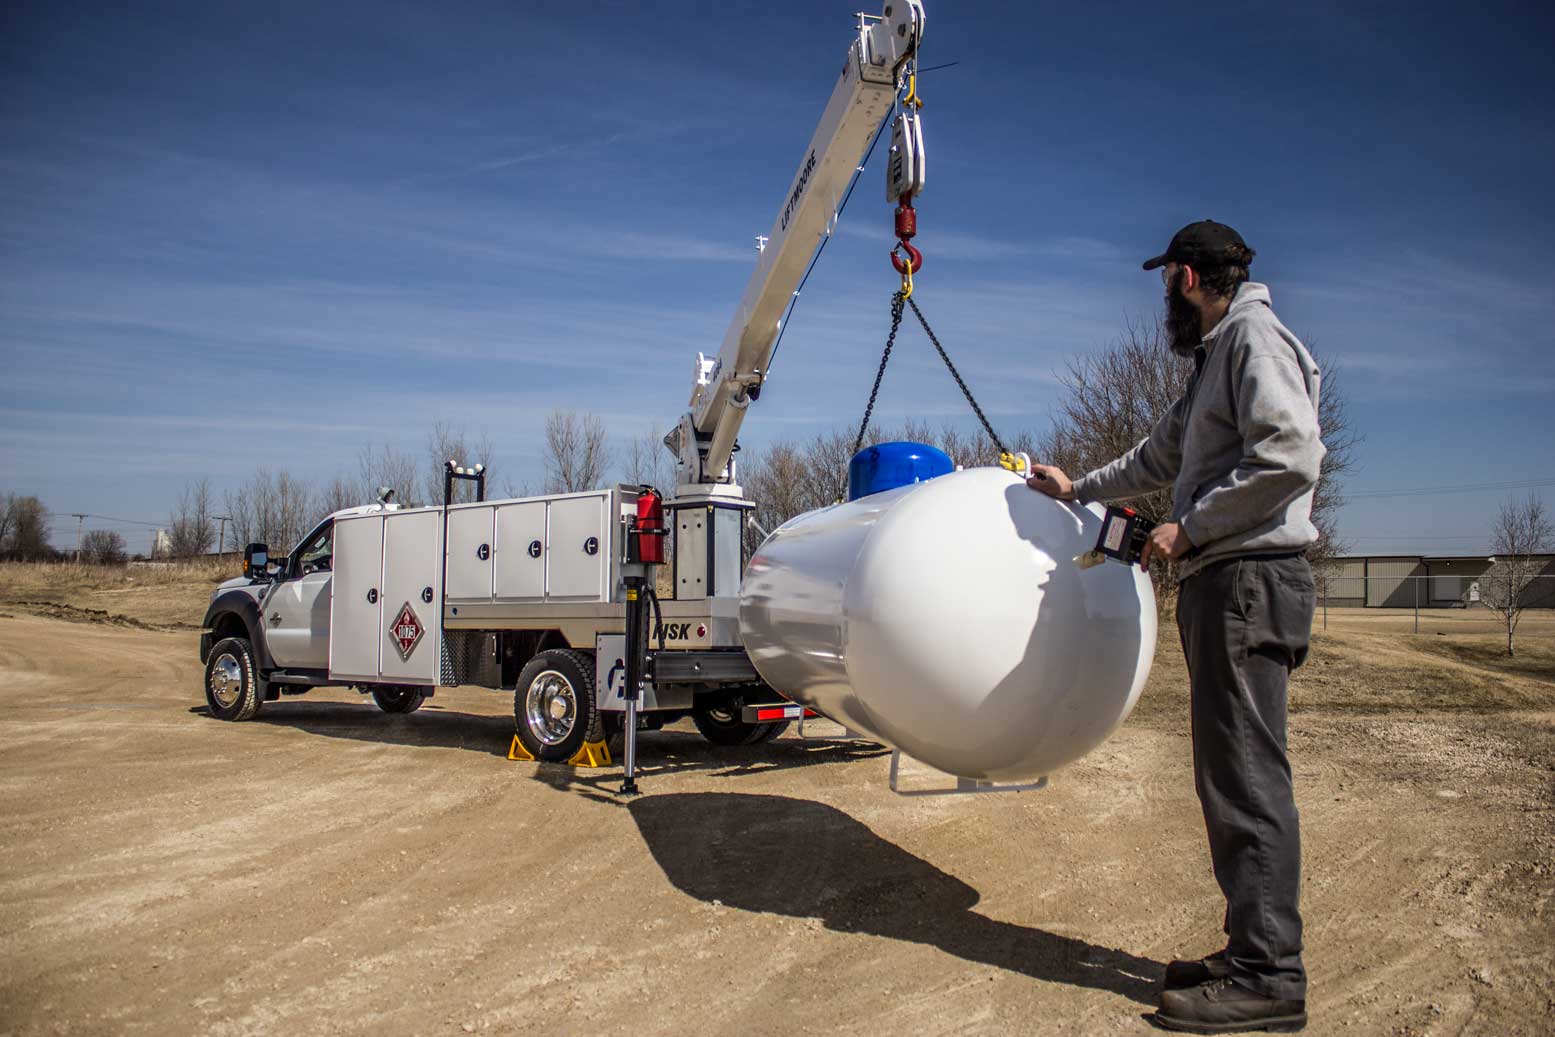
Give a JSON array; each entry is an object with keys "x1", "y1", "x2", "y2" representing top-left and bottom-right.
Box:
[
  {"x1": 1138, "y1": 522, "x2": 1193, "y2": 569},
  {"x1": 1027, "y1": 464, "x2": 1076, "y2": 500}
]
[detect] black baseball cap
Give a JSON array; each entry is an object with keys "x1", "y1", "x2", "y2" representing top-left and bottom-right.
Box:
[{"x1": 1142, "y1": 220, "x2": 1253, "y2": 271}]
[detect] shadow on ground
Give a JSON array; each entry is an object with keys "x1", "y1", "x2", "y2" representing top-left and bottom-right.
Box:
[
  {"x1": 628, "y1": 791, "x2": 1164, "y2": 1006},
  {"x1": 190, "y1": 702, "x2": 891, "y2": 784}
]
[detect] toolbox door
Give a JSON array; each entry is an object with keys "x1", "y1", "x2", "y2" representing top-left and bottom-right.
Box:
[
  {"x1": 379, "y1": 509, "x2": 443, "y2": 685},
  {"x1": 494, "y1": 501, "x2": 547, "y2": 601},
  {"x1": 444, "y1": 505, "x2": 495, "y2": 601},
  {"x1": 329, "y1": 514, "x2": 384, "y2": 682},
  {"x1": 547, "y1": 494, "x2": 608, "y2": 601}
]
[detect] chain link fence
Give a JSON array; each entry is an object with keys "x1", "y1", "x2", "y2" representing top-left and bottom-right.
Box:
[{"x1": 1314, "y1": 573, "x2": 1555, "y2": 637}]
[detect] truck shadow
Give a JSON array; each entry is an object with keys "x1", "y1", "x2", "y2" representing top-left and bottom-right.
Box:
[
  {"x1": 627, "y1": 791, "x2": 1164, "y2": 1007},
  {"x1": 192, "y1": 703, "x2": 890, "y2": 778}
]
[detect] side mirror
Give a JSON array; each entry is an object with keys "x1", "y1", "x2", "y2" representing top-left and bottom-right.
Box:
[{"x1": 244, "y1": 543, "x2": 270, "y2": 579}]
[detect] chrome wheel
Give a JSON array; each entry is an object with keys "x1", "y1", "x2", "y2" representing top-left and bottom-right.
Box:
[
  {"x1": 209, "y1": 653, "x2": 242, "y2": 709},
  {"x1": 524, "y1": 670, "x2": 577, "y2": 746}
]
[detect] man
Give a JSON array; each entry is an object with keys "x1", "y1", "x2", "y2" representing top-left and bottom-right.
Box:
[{"x1": 1028, "y1": 221, "x2": 1323, "y2": 1034}]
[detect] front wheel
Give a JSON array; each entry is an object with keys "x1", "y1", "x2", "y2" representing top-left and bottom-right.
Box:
[
  {"x1": 204, "y1": 637, "x2": 264, "y2": 721},
  {"x1": 371, "y1": 686, "x2": 426, "y2": 713},
  {"x1": 513, "y1": 649, "x2": 602, "y2": 762}
]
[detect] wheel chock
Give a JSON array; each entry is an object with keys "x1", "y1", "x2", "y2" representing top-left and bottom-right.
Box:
[
  {"x1": 567, "y1": 739, "x2": 612, "y2": 768},
  {"x1": 506, "y1": 735, "x2": 611, "y2": 768}
]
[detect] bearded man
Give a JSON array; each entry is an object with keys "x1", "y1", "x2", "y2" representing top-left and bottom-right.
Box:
[{"x1": 1029, "y1": 221, "x2": 1323, "y2": 1034}]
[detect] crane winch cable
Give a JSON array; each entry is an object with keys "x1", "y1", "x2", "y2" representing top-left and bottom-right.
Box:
[{"x1": 852, "y1": 292, "x2": 1012, "y2": 464}]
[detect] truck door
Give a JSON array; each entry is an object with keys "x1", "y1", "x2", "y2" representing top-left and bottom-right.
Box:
[
  {"x1": 264, "y1": 520, "x2": 333, "y2": 671},
  {"x1": 329, "y1": 514, "x2": 384, "y2": 683}
]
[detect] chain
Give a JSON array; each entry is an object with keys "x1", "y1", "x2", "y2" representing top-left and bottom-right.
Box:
[
  {"x1": 905, "y1": 296, "x2": 1009, "y2": 458},
  {"x1": 853, "y1": 293, "x2": 908, "y2": 457},
  {"x1": 853, "y1": 292, "x2": 1012, "y2": 464}
]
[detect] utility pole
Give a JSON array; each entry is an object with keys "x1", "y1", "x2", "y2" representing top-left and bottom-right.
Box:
[
  {"x1": 214, "y1": 515, "x2": 230, "y2": 557},
  {"x1": 71, "y1": 513, "x2": 86, "y2": 563}
]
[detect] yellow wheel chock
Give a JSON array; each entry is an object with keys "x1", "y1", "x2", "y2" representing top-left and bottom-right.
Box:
[
  {"x1": 567, "y1": 739, "x2": 612, "y2": 768},
  {"x1": 506, "y1": 735, "x2": 612, "y2": 769}
]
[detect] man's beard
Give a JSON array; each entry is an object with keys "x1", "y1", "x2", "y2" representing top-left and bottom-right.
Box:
[{"x1": 1164, "y1": 272, "x2": 1202, "y2": 357}]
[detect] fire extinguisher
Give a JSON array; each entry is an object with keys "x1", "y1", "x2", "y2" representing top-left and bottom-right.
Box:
[{"x1": 631, "y1": 487, "x2": 667, "y2": 566}]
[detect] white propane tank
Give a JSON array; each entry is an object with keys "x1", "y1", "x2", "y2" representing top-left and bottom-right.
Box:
[{"x1": 739, "y1": 467, "x2": 1156, "y2": 782}]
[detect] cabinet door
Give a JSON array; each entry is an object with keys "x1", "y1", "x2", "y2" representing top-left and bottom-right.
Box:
[
  {"x1": 494, "y1": 501, "x2": 547, "y2": 601},
  {"x1": 547, "y1": 495, "x2": 608, "y2": 601},
  {"x1": 445, "y1": 506, "x2": 495, "y2": 601},
  {"x1": 380, "y1": 509, "x2": 442, "y2": 684},
  {"x1": 329, "y1": 515, "x2": 383, "y2": 682}
]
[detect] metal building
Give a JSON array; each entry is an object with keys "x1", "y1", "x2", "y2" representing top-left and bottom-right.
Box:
[{"x1": 1323, "y1": 554, "x2": 1555, "y2": 608}]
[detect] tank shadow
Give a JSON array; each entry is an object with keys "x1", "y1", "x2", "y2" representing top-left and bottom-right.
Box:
[{"x1": 628, "y1": 791, "x2": 1164, "y2": 1006}]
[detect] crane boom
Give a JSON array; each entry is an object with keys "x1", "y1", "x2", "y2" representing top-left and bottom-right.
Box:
[{"x1": 671, "y1": 1, "x2": 925, "y2": 490}]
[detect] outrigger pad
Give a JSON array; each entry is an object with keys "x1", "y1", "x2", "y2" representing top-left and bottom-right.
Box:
[
  {"x1": 567, "y1": 739, "x2": 612, "y2": 769},
  {"x1": 507, "y1": 735, "x2": 537, "y2": 762}
]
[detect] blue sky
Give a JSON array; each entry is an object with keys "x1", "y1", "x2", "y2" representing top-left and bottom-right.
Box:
[{"x1": 3, "y1": 0, "x2": 1552, "y2": 556}]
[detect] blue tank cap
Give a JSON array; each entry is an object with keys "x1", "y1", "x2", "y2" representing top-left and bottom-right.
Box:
[{"x1": 848, "y1": 441, "x2": 955, "y2": 501}]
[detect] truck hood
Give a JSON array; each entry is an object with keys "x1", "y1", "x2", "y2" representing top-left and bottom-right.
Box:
[{"x1": 212, "y1": 576, "x2": 263, "y2": 603}]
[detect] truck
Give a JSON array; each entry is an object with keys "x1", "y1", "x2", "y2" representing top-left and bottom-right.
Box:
[{"x1": 198, "y1": 0, "x2": 928, "y2": 769}]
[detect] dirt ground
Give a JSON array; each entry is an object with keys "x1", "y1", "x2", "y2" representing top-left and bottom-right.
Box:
[{"x1": 1, "y1": 569, "x2": 1553, "y2": 1036}]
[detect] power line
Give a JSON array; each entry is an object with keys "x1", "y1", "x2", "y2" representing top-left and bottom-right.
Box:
[{"x1": 1347, "y1": 476, "x2": 1555, "y2": 500}]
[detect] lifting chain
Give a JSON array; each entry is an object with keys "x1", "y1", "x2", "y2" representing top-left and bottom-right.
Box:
[
  {"x1": 853, "y1": 292, "x2": 1027, "y2": 476},
  {"x1": 853, "y1": 293, "x2": 907, "y2": 457}
]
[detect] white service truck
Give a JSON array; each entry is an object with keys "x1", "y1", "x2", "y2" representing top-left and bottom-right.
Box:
[
  {"x1": 198, "y1": 0, "x2": 928, "y2": 768},
  {"x1": 200, "y1": 482, "x2": 785, "y2": 761}
]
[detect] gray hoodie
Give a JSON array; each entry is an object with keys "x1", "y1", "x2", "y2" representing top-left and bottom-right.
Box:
[{"x1": 1072, "y1": 282, "x2": 1324, "y2": 582}]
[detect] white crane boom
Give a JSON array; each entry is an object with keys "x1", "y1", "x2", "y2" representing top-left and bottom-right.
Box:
[{"x1": 670, "y1": 1, "x2": 925, "y2": 492}]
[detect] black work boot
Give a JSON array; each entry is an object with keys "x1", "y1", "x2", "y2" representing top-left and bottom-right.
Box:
[
  {"x1": 1163, "y1": 949, "x2": 1230, "y2": 989},
  {"x1": 1153, "y1": 977, "x2": 1306, "y2": 1034}
]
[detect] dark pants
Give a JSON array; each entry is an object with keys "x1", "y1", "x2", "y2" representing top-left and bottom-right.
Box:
[{"x1": 1176, "y1": 554, "x2": 1314, "y2": 1001}]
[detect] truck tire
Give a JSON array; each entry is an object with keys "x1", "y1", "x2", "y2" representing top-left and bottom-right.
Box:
[
  {"x1": 204, "y1": 636, "x2": 264, "y2": 722},
  {"x1": 513, "y1": 649, "x2": 602, "y2": 762},
  {"x1": 371, "y1": 687, "x2": 426, "y2": 714},
  {"x1": 691, "y1": 703, "x2": 789, "y2": 746}
]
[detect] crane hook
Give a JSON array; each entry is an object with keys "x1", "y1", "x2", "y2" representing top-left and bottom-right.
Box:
[{"x1": 890, "y1": 240, "x2": 924, "y2": 275}]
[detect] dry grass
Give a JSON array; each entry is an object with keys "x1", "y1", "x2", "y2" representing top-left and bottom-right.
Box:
[
  {"x1": 1316, "y1": 604, "x2": 1555, "y2": 638},
  {"x1": 1126, "y1": 614, "x2": 1555, "y2": 723},
  {"x1": 0, "y1": 560, "x2": 236, "y2": 629}
]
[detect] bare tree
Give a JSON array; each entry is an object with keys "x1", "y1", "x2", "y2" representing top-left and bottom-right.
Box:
[
  {"x1": 167, "y1": 479, "x2": 216, "y2": 559},
  {"x1": 357, "y1": 442, "x2": 422, "y2": 508},
  {"x1": 223, "y1": 469, "x2": 316, "y2": 553},
  {"x1": 316, "y1": 471, "x2": 359, "y2": 522},
  {"x1": 0, "y1": 492, "x2": 16, "y2": 551},
  {"x1": 543, "y1": 411, "x2": 611, "y2": 493},
  {"x1": 1, "y1": 494, "x2": 53, "y2": 560},
  {"x1": 1479, "y1": 494, "x2": 1553, "y2": 657},
  {"x1": 424, "y1": 421, "x2": 496, "y2": 505},
  {"x1": 80, "y1": 529, "x2": 127, "y2": 566},
  {"x1": 622, "y1": 423, "x2": 676, "y2": 493},
  {"x1": 740, "y1": 441, "x2": 816, "y2": 557}
]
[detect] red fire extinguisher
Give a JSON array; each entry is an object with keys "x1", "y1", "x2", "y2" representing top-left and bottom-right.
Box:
[{"x1": 632, "y1": 487, "x2": 667, "y2": 565}]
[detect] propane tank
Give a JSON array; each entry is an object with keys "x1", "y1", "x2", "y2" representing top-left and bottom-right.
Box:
[
  {"x1": 739, "y1": 467, "x2": 1156, "y2": 783},
  {"x1": 632, "y1": 487, "x2": 667, "y2": 565}
]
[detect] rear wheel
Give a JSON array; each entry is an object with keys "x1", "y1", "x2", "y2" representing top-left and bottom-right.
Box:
[
  {"x1": 204, "y1": 637, "x2": 264, "y2": 722},
  {"x1": 513, "y1": 649, "x2": 602, "y2": 762},
  {"x1": 692, "y1": 701, "x2": 789, "y2": 746},
  {"x1": 371, "y1": 687, "x2": 426, "y2": 713}
]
